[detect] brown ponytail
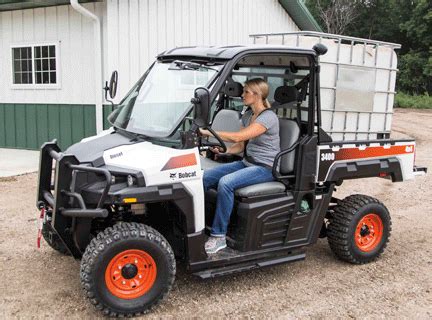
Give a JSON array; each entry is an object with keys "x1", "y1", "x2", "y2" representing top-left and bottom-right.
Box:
[{"x1": 263, "y1": 97, "x2": 271, "y2": 109}]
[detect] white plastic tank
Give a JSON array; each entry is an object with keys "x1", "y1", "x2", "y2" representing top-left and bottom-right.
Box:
[{"x1": 251, "y1": 32, "x2": 401, "y2": 141}]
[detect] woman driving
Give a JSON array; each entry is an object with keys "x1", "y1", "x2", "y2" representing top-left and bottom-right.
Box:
[{"x1": 200, "y1": 78, "x2": 280, "y2": 254}]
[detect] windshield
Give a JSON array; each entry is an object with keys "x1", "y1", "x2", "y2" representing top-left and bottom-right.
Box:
[{"x1": 108, "y1": 61, "x2": 222, "y2": 138}]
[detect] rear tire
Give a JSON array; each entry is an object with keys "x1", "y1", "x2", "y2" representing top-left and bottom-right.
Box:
[
  {"x1": 327, "y1": 194, "x2": 391, "y2": 264},
  {"x1": 80, "y1": 222, "x2": 176, "y2": 317}
]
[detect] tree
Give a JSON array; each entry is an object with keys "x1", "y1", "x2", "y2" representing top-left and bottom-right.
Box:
[
  {"x1": 306, "y1": 0, "x2": 363, "y2": 34},
  {"x1": 305, "y1": 0, "x2": 432, "y2": 94},
  {"x1": 315, "y1": 0, "x2": 362, "y2": 34},
  {"x1": 400, "y1": 0, "x2": 432, "y2": 93}
]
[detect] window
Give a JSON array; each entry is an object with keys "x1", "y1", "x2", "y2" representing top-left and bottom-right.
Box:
[
  {"x1": 12, "y1": 43, "x2": 59, "y2": 87},
  {"x1": 229, "y1": 59, "x2": 311, "y2": 122},
  {"x1": 12, "y1": 47, "x2": 32, "y2": 84}
]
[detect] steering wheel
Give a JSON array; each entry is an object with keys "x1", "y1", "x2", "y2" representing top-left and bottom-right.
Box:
[{"x1": 199, "y1": 127, "x2": 227, "y2": 153}]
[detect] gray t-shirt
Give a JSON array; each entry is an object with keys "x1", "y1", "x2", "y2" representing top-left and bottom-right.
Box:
[{"x1": 241, "y1": 108, "x2": 280, "y2": 168}]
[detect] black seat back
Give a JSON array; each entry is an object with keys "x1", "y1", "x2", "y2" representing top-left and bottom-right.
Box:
[
  {"x1": 279, "y1": 118, "x2": 300, "y2": 174},
  {"x1": 272, "y1": 85, "x2": 298, "y2": 107}
]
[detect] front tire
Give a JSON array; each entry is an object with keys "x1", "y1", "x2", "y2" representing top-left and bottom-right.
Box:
[
  {"x1": 80, "y1": 222, "x2": 176, "y2": 317},
  {"x1": 327, "y1": 194, "x2": 391, "y2": 264}
]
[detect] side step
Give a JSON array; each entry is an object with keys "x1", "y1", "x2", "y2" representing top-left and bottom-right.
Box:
[{"x1": 193, "y1": 252, "x2": 306, "y2": 279}]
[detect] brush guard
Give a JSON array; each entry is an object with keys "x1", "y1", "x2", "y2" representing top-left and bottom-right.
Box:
[{"x1": 36, "y1": 140, "x2": 112, "y2": 256}]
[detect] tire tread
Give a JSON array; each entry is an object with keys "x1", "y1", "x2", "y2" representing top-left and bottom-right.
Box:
[
  {"x1": 80, "y1": 222, "x2": 176, "y2": 317},
  {"x1": 327, "y1": 194, "x2": 392, "y2": 264}
]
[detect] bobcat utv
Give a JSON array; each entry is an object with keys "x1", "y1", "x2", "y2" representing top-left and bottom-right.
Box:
[{"x1": 37, "y1": 40, "x2": 426, "y2": 316}]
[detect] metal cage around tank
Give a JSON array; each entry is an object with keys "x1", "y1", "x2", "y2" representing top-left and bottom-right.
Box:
[{"x1": 250, "y1": 31, "x2": 401, "y2": 141}]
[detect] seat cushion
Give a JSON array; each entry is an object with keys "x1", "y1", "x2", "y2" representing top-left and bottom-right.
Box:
[{"x1": 235, "y1": 181, "x2": 286, "y2": 197}]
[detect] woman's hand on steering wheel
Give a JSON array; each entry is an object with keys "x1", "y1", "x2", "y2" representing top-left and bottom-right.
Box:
[{"x1": 198, "y1": 127, "x2": 227, "y2": 153}]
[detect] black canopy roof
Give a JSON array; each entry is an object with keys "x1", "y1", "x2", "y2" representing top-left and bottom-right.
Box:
[{"x1": 158, "y1": 45, "x2": 317, "y2": 62}]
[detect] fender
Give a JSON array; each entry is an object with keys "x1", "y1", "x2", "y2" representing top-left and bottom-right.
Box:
[{"x1": 325, "y1": 157, "x2": 403, "y2": 182}]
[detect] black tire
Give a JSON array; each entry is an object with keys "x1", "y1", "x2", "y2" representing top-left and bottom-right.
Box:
[
  {"x1": 327, "y1": 194, "x2": 391, "y2": 264},
  {"x1": 80, "y1": 222, "x2": 176, "y2": 317},
  {"x1": 41, "y1": 223, "x2": 70, "y2": 255}
]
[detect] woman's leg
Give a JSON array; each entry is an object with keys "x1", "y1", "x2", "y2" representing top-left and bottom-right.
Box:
[
  {"x1": 211, "y1": 165, "x2": 274, "y2": 236},
  {"x1": 203, "y1": 161, "x2": 245, "y2": 192}
]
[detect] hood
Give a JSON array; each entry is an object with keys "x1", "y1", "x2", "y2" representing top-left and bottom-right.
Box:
[{"x1": 66, "y1": 130, "x2": 137, "y2": 166}]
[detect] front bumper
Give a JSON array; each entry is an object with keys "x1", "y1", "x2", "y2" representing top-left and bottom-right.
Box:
[
  {"x1": 37, "y1": 141, "x2": 112, "y2": 257},
  {"x1": 37, "y1": 140, "x2": 111, "y2": 218}
]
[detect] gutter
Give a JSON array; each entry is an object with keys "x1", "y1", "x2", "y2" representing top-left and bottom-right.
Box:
[
  {"x1": 279, "y1": 0, "x2": 323, "y2": 32},
  {"x1": 70, "y1": 0, "x2": 103, "y2": 134}
]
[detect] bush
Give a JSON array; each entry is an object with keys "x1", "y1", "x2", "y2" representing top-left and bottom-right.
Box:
[{"x1": 394, "y1": 92, "x2": 432, "y2": 109}]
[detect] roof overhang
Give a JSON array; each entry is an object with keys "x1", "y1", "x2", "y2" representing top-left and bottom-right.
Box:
[
  {"x1": 0, "y1": 0, "x2": 100, "y2": 12},
  {"x1": 279, "y1": 0, "x2": 322, "y2": 32}
]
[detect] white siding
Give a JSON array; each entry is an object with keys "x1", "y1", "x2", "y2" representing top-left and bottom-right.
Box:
[
  {"x1": 0, "y1": 2, "x2": 106, "y2": 104},
  {"x1": 0, "y1": 0, "x2": 299, "y2": 105},
  {"x1": 106, "y1": 0, "x2": 300, "y2": 101}
]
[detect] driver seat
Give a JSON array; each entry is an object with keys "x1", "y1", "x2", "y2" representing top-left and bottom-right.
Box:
[
  {"x1": 199, "y1": 109, "x2": 242, "y2": 170},
  {"x1": 234, "y1": 117, "x2": 300, "y2": 197}
]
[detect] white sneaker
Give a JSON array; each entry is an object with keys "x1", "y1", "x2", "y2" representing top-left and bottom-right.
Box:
[{"x1": 205, "y1": 236, "x2": 227, "y2": 254}]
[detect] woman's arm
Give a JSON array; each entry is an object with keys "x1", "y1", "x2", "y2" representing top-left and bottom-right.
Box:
[
  {"x1": 201, "y1": 123, "x2": 267, "y2": 143},
  {"x1": 225, "y1": 141, "x2": 245, "y2": 154}
]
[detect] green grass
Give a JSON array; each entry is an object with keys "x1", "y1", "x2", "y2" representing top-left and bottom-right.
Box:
[{"x1": 395, "y1": 92, "x2": 432, "y2": 109}]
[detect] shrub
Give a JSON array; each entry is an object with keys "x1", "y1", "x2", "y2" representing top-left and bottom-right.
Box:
[{"x1": 394, "y1": 92, "x2": 432, "y2": 109}]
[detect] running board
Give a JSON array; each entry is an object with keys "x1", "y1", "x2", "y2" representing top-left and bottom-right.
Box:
[{"x1": 193, "y1": 252, "x2": 306, "y2": 279}]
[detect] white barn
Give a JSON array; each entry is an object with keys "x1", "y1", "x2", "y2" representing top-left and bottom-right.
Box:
[{"x1": 0, "y1": 0, "x2": 321, "y2": 150}]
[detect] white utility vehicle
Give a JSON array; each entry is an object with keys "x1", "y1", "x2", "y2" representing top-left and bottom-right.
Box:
[{"x1": 37, "y1": 32, "x2": 426, "y2": 316}]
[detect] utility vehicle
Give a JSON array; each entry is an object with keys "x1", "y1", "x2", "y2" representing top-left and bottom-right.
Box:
[{"x1": 37, "y1": 40, "x2": 426, "y2": 316}]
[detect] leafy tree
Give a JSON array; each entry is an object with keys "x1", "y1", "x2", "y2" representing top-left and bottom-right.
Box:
[{"x1": 400, "y1": 0, "x2": 432, "y2": 93}]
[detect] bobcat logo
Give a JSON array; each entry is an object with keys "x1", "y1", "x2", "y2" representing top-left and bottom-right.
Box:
[
  {"x1": 109, "y1": 152, "x2": 123, "y2": 159},
  {"x1": 170, "y1": 173, "x2": 177, "y2": 179}
]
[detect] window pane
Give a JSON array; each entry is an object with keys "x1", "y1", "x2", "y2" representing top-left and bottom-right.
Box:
[
  {"x1": 27, "y1": 47, "x2": 32, "y2": 59},
  {"x1": 50, "y1": 72, "x2": 56, "y2": 83},
  {"x1": 28, "y1": 59, "x2": 32, "y2": 72},
  {"x1": 35, "y1": 46, "x2": 41, "y2": 59},
  {"x1": 35, "y1": 59, "x2": 41, "y2": 72},
  {"x1": 22, "y1": 72, "x2": 29, "y2": 84},
  {"x1": 21, "y1": 60, "x2": 27, "y2": 72},
  {"x1": 21, "y1": 48, "x2": 28, "y2": 59},
  {"x1": 43, "y1": 72, "x2": 49, "y2": 83},
  {"x1": 49, "y1": 58, "x2": 56, "y2": 71},
  {"x1": 14, "y1": 60, "x2": 21, "y2": 72},
  {"x1": 13, "y1": 48, "x2": 21, "y2": 59},
  {"x1": 42, "y1": 59, "x2": 48, "y2": 71},
  {"x1": 36, "y1": 72, "x2": 42, "y2": 84},
  {"x1": 14, "y1": 73, "x2": 22, "y2": 84},
  {"x1": 49, "y1": 45, "x2": 55, "y2": 58},
  {"x1": 42, "y1": 46, "x2": 48, "y2": 57},
  {"x1": 29, "y1": 73, "x2": 33, "y2": 84}
]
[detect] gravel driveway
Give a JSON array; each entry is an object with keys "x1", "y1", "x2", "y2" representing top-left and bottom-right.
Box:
[{"x1": 0, "y1": 109, "x2": 431, "y2": 319}]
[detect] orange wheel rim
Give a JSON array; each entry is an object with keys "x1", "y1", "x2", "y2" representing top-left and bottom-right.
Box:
[
  {"x1": 355, "y1": 213, "x2": 384, "y2": 252},
  {"x1": 105, "y1": 249, "x2": 157, "y2": 300}
]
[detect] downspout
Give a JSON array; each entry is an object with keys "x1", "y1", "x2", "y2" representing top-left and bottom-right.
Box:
[{"x1": 70, "y1": 0, "x2": 103, "y2": 134}]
